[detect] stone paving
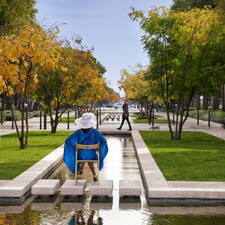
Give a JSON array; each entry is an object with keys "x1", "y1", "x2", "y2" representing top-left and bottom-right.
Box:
[{"x1": 1, "y1": 109, "x2": 224, "y2": 141}]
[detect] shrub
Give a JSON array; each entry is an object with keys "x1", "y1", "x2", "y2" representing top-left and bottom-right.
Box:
[
  {"x1": 0, "y1": 111, "x2": 6, "y2": 122},
  {"x1": 189, "y1": 110, "x2": 225, "y2": 124},
  {"x1": 5, "y1": 110, "x2": 22, "y2": 121}
]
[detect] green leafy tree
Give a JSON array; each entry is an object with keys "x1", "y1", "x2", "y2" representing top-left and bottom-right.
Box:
[
  {"x1": 130, "y1": 7, "x2": 225, "y2": 139},
  {"x1": 36, "y1": 45, "x2": 103, "y2": 133},
  {"x1": 171, "y1": 0, "x2": 217, "y2": 11},
  {"x1": 0, "y1": 0, "x2": 37, "y2": 33}
]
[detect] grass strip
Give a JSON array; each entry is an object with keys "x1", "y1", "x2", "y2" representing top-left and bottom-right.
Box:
[
  {"x1": 140, "y1": 131, "x2": 225, "y2": 181},
  {"x1": 59, "y1": 117, "x2": 76, "y2": 123},
  {"x1": 0, "y1": 131, "x2": 72, "y2": 179},
  {"x1": 133, "y1": 119, "x2": 168, "y2": 123}
]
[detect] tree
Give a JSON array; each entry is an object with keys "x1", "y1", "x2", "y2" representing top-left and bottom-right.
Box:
[
  {"x1": 36, "y1": 44, "x2": 104, "y2": 133},
  {"x1": 130, "y1": 7, "x2": 225, "y2": 139},
  {"x1": 0, "y1": 0, "x2": 37, "y2": 33},
  {"x1": 0, "y1": 23, "x2": 60, "y2": 148},
  {"x1": 76, "y1": 59, "x2": 109, "y2": 112},
  {"x1": 171, "y1": 0, "x2": 225, "y2": 11},
  {"x1": 104, "y1": 86, "x2": 120, "y2": 103},
  {"x1": 119, "y1": 66, "x2": 161, "y2": 123}
]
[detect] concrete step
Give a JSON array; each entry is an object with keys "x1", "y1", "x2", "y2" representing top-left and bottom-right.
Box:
[
  {"x1": 32, "y1": 179, "x2": 60, "y2": 195},
  {"x1": 60, "y1": 180, "x2": 87, "y2": 196},
  {"x1": 89, "y1": 180, "x2": 113, "y2": 198},
  {"x1": 119, "y1": 180, "x2": 142, "y2": 197}
]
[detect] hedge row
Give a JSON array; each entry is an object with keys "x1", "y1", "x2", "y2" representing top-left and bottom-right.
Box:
[
  {"x1": 188, "y1": 110, "x2": 225, "y2": 124},
  {"x1": 0, "y1": 110, "x2": 40, "y2": 122}
]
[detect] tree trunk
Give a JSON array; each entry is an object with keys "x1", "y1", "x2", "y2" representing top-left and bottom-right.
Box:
[
  {"x1": 213, "y1": 96, "x2": 220, "y2": 111},
  {"x1": 222, "y1": 84, "x2": 225, "y2": 112},
  {"x1": 19, "y1": 96, "x2": 26, "y2": 149},
  {"x1": 203, "y1": 97, "x2": 209, "y2": 110},
  {"x1": 25, "y1": 108, "x2": 29, "y2": 146},
  {"x1": 50, "y1": 110, "x2": 59, "y2": 134}
]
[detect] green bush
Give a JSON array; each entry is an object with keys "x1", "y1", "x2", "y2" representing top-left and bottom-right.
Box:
[
  {"x1": 28, "y1": 111, "x2": 40, "y2": 118},
  {"x1": 5, "y1": 110, "x2": 21, "y2": 121},
  {"x1": 189, "y1": 110, "x2": 225, "y2": 124},
  {"x1": 32, "y1": 111, "x2": 40, "y2": 117},
  {"x1": 0, "y1": 111, "x2": 6, "y2": 122},
  {"x1": 3, "y1": 110, "x2": 40, "y2": 121}
]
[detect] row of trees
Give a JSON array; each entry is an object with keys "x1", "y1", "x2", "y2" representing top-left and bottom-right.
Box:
[
  {"x1": 121, "y1": 3, "x2": 225, "y2": 140},
  {"x1": 0, "y1": 1, "x2": 119, "y2": 149}
]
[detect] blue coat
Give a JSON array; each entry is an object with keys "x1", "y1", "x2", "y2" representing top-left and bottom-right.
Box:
[{"x1": 63, "y1": 129, "x2": 108, "y2": 174}]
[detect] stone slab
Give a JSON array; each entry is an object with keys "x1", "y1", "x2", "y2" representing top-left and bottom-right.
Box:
[
  {"x1": 60, "y1": 180, "x2": 86, "y2": 196},
  {"x1": 32, "y1": 179, "x2": 60, "y2": 195},
  {"x1": 89, "y1": 180, "x2": 113, "y2": 197},
  {"x1": 0, "y1": 180, "x2": 10, "y2": 186},
  {"x1": 131, "y1": 130, "x2": 168, "y2": 199},
  {"x1": 119, "y1": 180, "x2": 141, "y2": 197},
  {"x1": 168, "y1": 181, "x2": 225, "y2": 188},
  {"x1": 149, "y1": 187, "x2": 225, "y2": 199},
  {"x1": 0, "y1": 181, "x2": 30, "y2": 197}
]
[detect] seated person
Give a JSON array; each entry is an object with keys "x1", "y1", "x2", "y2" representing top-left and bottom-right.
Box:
[{"x1": 64, "y1": 112, "x2": 108, "y2": 181}]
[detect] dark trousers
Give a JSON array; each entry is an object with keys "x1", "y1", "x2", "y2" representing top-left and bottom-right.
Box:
[{"x1": 119, "y1": 117, "x2": 132, "y2": 130}]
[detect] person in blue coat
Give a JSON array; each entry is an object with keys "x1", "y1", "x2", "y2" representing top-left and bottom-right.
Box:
[{"x1": 64, "y1": 112, "x2": 108, "y2": 181}]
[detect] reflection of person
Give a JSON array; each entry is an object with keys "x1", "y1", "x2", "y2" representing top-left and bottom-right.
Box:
[
  {"x1": 117, "y1": 99, "x2": 132, "y2": 131},
  {"x1": 68, "y1": 210, "x2": 103, "y2": 225},
  {"x1": 64, "y1": 112, "x2": 108, "y2": 182}
]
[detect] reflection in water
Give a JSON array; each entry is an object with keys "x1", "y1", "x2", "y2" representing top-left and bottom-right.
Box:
[
  {"x1": 149, "y1": 214, "x2": 225, "y2": 225},
  {"x1": 1, "y1": 136, "x2": 225, "y2": 225},
  {"x1": 68, "y1": 211, "x2": 103, "y2": 225}
]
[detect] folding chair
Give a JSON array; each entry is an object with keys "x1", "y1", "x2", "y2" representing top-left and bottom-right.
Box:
[{"x1": 75, "y1": 143, "x2": 100, "y2": 183}]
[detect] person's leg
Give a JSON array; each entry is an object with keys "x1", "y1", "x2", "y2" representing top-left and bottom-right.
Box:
[
  {"x1": 126, "y1": 117, "x2": 132, "y2": 130},
  {"x1": 88, "y1": 162, "x2": 96, "y2": 176},
  {"x1": 118, "y1": 117, "x2": 125, "y2": 130},
  {"x1": 88, "y1": 162, "x2": 98, "y2": 181},
  {"x1": 78, "y1": 162, "x2": 85, "y2": 174}
]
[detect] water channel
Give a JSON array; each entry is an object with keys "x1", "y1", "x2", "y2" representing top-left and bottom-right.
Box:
[{"x1": 1, "y1": 135, "x2": 225, "y2": 225}]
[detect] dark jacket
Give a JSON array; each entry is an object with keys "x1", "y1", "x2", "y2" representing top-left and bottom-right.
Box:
[{"x1": 122, "y1": 103, "x2": 129, "y2": 118}]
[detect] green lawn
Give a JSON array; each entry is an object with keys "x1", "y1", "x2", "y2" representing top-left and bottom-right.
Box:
[
  {"x1": 59, "y1": 117, "x2": 76, "y2": 123},
  {"x1": 131, "y1": 114, "x2": 163, "y2": 119},
  {"x1": 0, "y1": 131, "x2": 72, "y2": 179},
  {"x1": 133, "y1": 119, "x2": 168, "y2": 123},
  {"x1": 140, "y1": 131, "x2": 225, "y2": 181}
]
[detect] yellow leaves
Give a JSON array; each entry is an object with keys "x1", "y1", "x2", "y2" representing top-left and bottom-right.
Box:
[
  {"x1": 171, "y1": 8, "x2": 221, "y2": 47},
  {"x1": 119, "y1": 66, "x2": 161, "y2": 104},
  {"x1": 0, "y1": 23, "x2": 61, "y2": 96}
]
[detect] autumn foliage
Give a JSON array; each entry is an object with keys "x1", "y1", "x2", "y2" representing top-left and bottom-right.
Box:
[{"x1": 0, "y1": 23, "x2": 112, "y2": 147}]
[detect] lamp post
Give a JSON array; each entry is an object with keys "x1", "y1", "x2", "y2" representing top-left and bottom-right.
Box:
[
  {"x1": 197, "y1": 107, "x2": 200, "y2": 125},
  {"x1": 96, "y1": 109, "x2": 99, "y2": 130},
  {"x1": 40, "y1": 110, "x2": 42, "y2": 130},
  {"x1": 67, "y1": 110, "x2": 70, "y2": 130}
]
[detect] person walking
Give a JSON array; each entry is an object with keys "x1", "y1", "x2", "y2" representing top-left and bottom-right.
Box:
[{"x1": 117, "y1": 98, "x2": 132, "y2": 131}]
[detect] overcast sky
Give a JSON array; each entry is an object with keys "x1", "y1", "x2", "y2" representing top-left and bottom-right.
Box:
[{"x1": 36, "y1": 0, "x2": 172, "y2": 93}]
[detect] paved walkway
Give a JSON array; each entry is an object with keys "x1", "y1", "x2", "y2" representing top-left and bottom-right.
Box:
[{"x1": 0, "y1": 110, "x2": 224, "y2": 141}]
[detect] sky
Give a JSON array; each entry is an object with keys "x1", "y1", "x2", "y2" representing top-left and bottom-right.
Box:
[{"x1": 36, "y1": 0, "x2": 173, "y2": 94}]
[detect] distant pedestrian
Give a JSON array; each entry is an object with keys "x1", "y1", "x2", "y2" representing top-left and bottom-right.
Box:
[{"x1": 117, "y1": 98, "x2": 132, "y2": 131}]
